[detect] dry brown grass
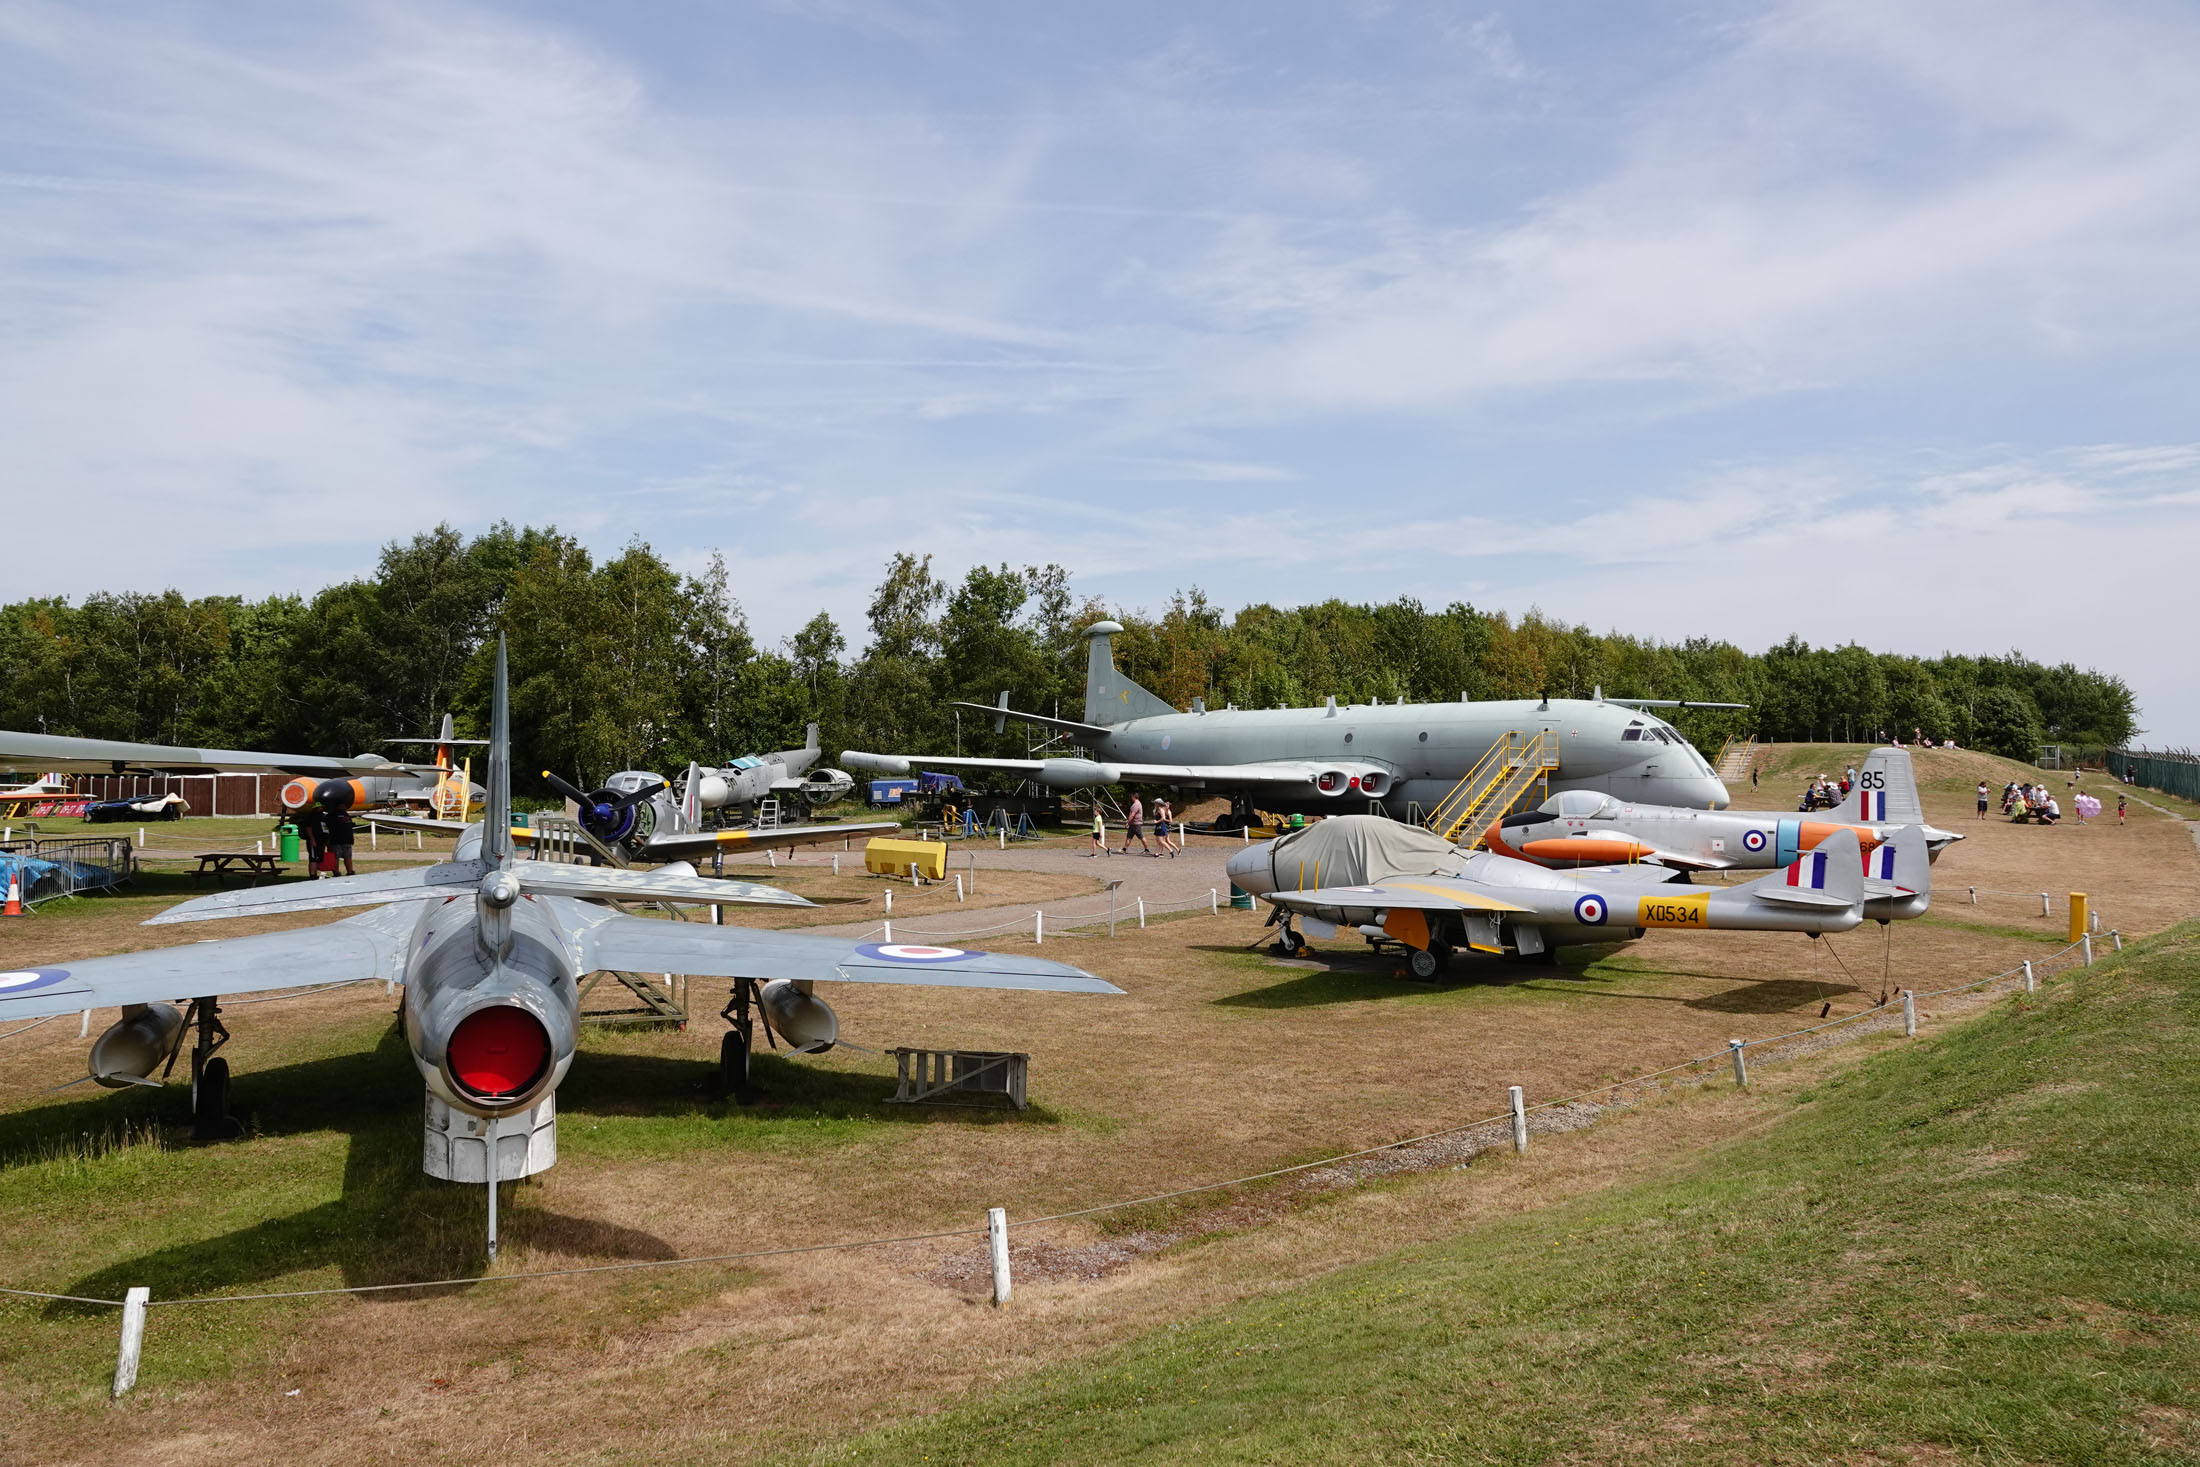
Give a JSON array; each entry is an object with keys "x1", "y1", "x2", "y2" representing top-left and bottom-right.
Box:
[{"x1": 1, "y1": 748, "x2": 2193, "y2": 1466}]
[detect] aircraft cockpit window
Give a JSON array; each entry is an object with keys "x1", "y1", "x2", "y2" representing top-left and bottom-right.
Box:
[
  {"x1": 1557, "y1": 790, "x2": 1604, "y2": 817},
  {"x1": 1621, "y1": 725, "x2": 1644, "y2": 741}
]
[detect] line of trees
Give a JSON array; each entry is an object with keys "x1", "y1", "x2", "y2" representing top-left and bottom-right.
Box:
[{"x1": 0, "y1": 525, "x2": 2140, "y2": 792}]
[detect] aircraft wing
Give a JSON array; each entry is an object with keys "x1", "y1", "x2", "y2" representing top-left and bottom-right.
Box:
[
  {"x1": 640, "y1": 820, "x2": 903, "y2": 861},
  {"x1": 0, "y1": 729, "x2": 413, "y2": 778},
  {"x1": 142, "y1": 861, "x2": 492, "y2": 925},
  {"x1": 0, "y1": 906, "x2": 414, "y2": 1020},
  {"x1": 1265, "y1": 880, "x2": 1532, "y2": 921},
  {"x1": 552, "y1": 899, "x2": 1121, "y2": 993},
  {"x1": 842, "y1": 750, "x2": 1392, "y2": 791}
]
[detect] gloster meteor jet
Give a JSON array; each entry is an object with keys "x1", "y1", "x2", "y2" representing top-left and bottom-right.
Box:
[
  {"x1": 1225, "y1": 813, "x2": 1929, "y2": 979},
  {"x1": 1485, "y1": 746, "x2": 1963, "y2": 872},
  {"x1": 0, "y1": 640, "x2": 1119, "y2": 1255},
  {"x1": 844, "y1": 622, "x2": 1735, "y2": 822}
]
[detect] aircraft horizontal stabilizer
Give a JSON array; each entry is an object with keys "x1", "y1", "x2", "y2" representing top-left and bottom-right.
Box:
[
  {"x1": 553, "y1": 900, "x2": 1122, "y2": 993},
  {"x1": 143, "y1": 861, "x2": 492, "y2": 926},
  {"x1": 514, "y1": 864, "x2": 812, "y2": 908}
]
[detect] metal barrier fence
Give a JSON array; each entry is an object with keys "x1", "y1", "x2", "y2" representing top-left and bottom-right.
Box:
[
  {"x1": 0, "y1": 836, "x2": 135, "y2": 906},
  {"x1": 2108, "y1": 750, "x2": 2200, "y2": 803}
]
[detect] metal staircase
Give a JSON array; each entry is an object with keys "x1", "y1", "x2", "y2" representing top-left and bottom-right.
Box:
[{"x1": 1424, "y1": 730, "x2": 1560, "y2": 848}]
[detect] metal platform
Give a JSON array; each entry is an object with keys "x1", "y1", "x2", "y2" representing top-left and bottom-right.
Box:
[{"x1": 887, "y1": 1048, "x2": 1029, "y2": 1109}]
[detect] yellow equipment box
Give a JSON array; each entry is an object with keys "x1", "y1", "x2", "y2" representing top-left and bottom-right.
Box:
[{"x1": 865, "y1": 837, "x2": 946, "y2": 880}]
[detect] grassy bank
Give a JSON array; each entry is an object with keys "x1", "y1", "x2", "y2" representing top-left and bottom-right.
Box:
[{"x1": 815, "y1": 921, "x2": 2200, "y2": 1465}]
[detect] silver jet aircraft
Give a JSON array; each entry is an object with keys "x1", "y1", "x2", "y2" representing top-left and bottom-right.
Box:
[
  {"x1": 0, "y1": 639, "x2": 1119, "y2": 1255},
  {"x1": 0, "y1": 728, "x2": 437, "y2": 779},
  {"x1": 1485, "y1": 746, "x2": 1963, "y2": 872},
  {"x1": 844, "y1": 622, "x2": 1734, "y2": 822},
  {"x1": 688, "y1": 723, "x2": 857, "y2": 813},
  {"x1": 1225, "y1": 813, "x2": 1912, "y2": 978}
]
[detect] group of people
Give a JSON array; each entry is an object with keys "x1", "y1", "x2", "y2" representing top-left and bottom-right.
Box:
[
  {"x1": 287, "y1": 801, "x2": 357, "y2": 878},
  {"x1": 1998, "y1": 780, "x2": 2065, "y2": 824},
  {"x1": 1797, "y1": 771, "x2": 1851, "y2": 811},
  {"x1": 1090, "y1": 793, "x2": 1181, "y2": 857}
]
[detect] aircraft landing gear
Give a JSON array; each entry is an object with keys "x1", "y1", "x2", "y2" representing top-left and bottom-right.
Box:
[
  {"x1": 1407, "y1": 943, "x2": 1451, "y2": 981},
  {"x1": 168, "y1": 996, "x2": 244, "y2": 1140},
  {"x1": 1269, "y1": 918, "x2": 1307, "y2": 957},
  {"x1": 716, "y1": 978, "x2": 761, "y2": 1104}
]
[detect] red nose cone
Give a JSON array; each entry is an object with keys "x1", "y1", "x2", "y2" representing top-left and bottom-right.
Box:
[{"x1": 447, "y1": 1007, "x2": 550, "y2": 1101}]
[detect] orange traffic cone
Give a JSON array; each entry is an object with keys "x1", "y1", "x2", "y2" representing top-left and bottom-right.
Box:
[{"x1": 3, "y1": 866, "x2": 21, "y2": 917}]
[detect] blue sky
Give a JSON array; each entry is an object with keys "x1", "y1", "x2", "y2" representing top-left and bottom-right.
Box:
[{"x1": 4, "y1": 1, "x2": 2196, "y2": 743}]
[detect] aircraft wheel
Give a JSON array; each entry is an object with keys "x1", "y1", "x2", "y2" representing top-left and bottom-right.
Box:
[
  {"x1": 1275, "y1": 928, "x2": 1306, "y2": 957},
  {"x1": 192, "y1": 1056, "x2": 244, "y2": 1141},
  {"x1": 1408, "y1": 947, "x2": 1442, "y2": 981}
]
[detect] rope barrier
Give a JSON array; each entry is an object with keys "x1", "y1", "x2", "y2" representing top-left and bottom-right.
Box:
[{"x1": 0, "y1": 932, "x2": 2113, "y2": 1314}]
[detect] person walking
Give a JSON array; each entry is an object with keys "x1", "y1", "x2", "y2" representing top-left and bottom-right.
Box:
[
  {"x1": 1089, "y1": 805, "x2": 1107, "y2": 857},
  {"x1": 1976, "y1": 781, "x2": 1989, "y2": 820},
  {"x1": 1749, "y1": 765, "x2": 1758, "y2": 792},
  {"x1": 1156, "y1": 798, "x2": 1179, "y2": 857},
  {"x1": 2117, "y1": 793, "x2": 2127, "y2": 826},
  {"x1": 1122, "y1": 794, "x2": 1153, "y2": 856}
]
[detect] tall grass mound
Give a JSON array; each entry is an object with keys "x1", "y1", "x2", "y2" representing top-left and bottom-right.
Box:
[{"x1": 818, "y1": 921, "x2": 2200, "y2": 1464}]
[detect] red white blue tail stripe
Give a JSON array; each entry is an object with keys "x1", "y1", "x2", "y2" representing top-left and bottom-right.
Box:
[
  {"x1": 1855, "y1": 789, "x2": 1886, "y2": 820},
  {"x1": 1786, "y1": 850, "x2": 1829, "y2": 889},
  {"x1": 1870, "y1": 844, "x2": 1898, "y2": 880}
]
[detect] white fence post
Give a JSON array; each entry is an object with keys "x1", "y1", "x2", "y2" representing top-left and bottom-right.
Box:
[
  {"x1": 988, "y1": 1207, "x2": 1011, "y2": 1306},
  {"x1": 79, "y1": 1009, "x2": 90, "y2": 1038},
  {"x1": 2082, "y1": 934, "x2": 2093, "y2": 966},
  {"x1": 371, "y1": 826, "x2": 378, "y2": 851},
  {"x1": 2040, "y1": 892, "x2": 2050, "y2": 917},
  {"x1": 1902, "y1": 990, "x2": 1917, "y2": 1037},
  {"x1": 1137, "y1": 898, "x2": 1146, "y2": 929},
  {"x1": 1729, "y1": 1039, "x2": 1748, "y2": 1087},
  {"x1": 832, "y1": 854, "x2": 840, "y2": 876},
  {"x1": 1508, "y1": 1085, "x2": 1527, "y2": 1154},
  {"x1": 767, "y1": 849, "x2": 776, "y2": 868},
  {"x1": 2090, "y1": 910, "x2": 2100, "y2": 934},
  {"x1": 884, "y1": 888, "x2": 892, "y2": 915},
  {"x1": 2023, "y1": 960, "x2": 2035, "y2": 992},
  {"x1": 1034, "y1": 910, "x2": 1043, "y2": 945},
  {"x1": 882, "y1": 920, "x2": 892, "y2": 943},
  {"x1": 955, "y1": 873, "x2": 965, "y2": 902},
  {"x1": 112, "y1": 1286, "x2": 149, "y2": 1397},
  {"x1": 1209, "y1": 888, "x2": 1218, "y2": 914},
  {"x1": 2112, "y1": 929, "x2": 2123, "y2": 952},
  {"x1": 998, "y1": 828, "x2": 1005, "y2": 850},
  {"x1": 136, "y1": 827, "x2": 145, "y2": 849},
  {"x1": 1968, "y1": 885, "x2": 1976, "y2": 905}
]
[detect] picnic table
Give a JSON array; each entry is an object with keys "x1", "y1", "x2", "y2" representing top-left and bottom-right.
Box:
[{"x1": 192, "y1": 852, "x2": 288, "y2": 884}]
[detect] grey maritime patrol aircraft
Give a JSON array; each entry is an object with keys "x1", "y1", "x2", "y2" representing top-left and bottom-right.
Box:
[
  {"x1": 844, "y1": 622, "x2": 1736, "y2": 822},
  {"x1": 0, "y1": 639, "x2": 1119, "y2": 1255}
]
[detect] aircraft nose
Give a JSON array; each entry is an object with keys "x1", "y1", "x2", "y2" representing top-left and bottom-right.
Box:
[{"x1": 1224, "y1": 839, "x2": 1274, "y2": 896}]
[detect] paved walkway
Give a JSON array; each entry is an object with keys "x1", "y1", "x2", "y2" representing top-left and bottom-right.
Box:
[{"x1": 719, "y1": 831, "x2": 1252, "y2": 941}]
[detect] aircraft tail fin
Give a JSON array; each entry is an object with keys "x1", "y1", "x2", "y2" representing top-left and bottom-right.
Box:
[
  {"x1": 804, "y1": 722, "x2": 820, "y2": 754},
  {"x1": 677, "y1": 760, "x2": 703, "y2": 832},
  {"x1": 1831, "y1": 746, "x2": 1923, "y2": 825},
  {"x1": 1867, "y1": 824, "x2": 1931, "y2": 899},
  {"x1": 484, "y1": 637, "x2": 512, "y2": 864},
  {"x1": 1083, "y1": 621, "x2": 1178, "y2": 726},
  {"x1": 1746, "y1": 827, "x2": 1864, "y2": 909},
  {"x1": 436, "y1": 712, "x2": 455, "y2": 769}
]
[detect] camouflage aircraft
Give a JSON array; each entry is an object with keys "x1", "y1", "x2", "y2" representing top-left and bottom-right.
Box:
[
  {"x1": 1224, "y1": 813, "x2": 1930, "y2": 978},
  {"x1": 1484, "y1": 746, "x2": 1963, "y2": 872},
  {"x1": 0, "y1": 639, "x2": 1119, "y2": 1256},
  {"x1": 844, "y1": 622, "x2": 1736, "y2": 822}
]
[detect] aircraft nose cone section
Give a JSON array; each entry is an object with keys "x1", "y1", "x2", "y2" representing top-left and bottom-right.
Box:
[{"x1": 1224, "y1": 840, "x2": 1274, "y2": 896}]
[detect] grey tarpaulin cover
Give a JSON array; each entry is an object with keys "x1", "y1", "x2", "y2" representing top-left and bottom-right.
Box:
[{"x1": 1267, "y1": 816, "x2": 1466, "y2": 891}]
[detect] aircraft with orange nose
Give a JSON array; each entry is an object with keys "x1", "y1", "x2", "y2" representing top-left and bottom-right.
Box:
[
  {"x1": 279, "y1": 713, "x2": 486, "y2": 818},
  {"x1": 1484, "y1": 746, "x2": 1962, "y2": 874}
]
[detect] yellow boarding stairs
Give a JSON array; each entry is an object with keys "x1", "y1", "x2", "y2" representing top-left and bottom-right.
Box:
[
  {"x1": 1712, "y1": 735, "x2": 1758, "y2": 786},
  {"x1": 1424, "y1": 730, "x2": 1561, "y2": 848}
]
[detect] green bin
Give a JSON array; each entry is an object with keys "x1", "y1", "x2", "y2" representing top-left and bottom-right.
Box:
[
  {"x1": 278, "y1": 825, "x2": 301, "y2": 863},
  {"x1": 1228, "y1": 884, "x2": 1254, "y2": 910}
]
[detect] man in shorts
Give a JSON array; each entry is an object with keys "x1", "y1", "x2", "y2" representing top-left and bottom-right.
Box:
[
  {"x1": 1977, "y1": 781, "x2": 1989, "y2": 819},
  {"x1": 323, "y1": 803, "x2": 358, "y2": 877},
  {"x1": 1122, "y1": 794, "x2": 1153, "y2": 856}
]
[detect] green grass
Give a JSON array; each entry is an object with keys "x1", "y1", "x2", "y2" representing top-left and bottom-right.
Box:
[{"x1": 808, "y1": 921, "x2": 2200, "y2": 1465}]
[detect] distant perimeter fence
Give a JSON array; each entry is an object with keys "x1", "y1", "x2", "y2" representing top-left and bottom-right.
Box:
[
  {"x1": 0, "y1": 836, "x2": 135, "y2": 906},
  {"x1": 2108, "y1": 750, "x2": 2200, "y2": 804}
]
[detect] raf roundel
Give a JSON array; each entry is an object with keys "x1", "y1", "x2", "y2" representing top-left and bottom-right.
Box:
[
  {"x1": 0, "y1": 967, "x2": 73, "y2": 994},
  {"x1": 856, "y1": 943, "x2": 972, "y2": 964},
  {"x1": 1742, "y1": 828, "x2": 1768, "y2": 853},
  {"x1": 1572, "y1": 894, "x2": 1608, "y2": 926}
]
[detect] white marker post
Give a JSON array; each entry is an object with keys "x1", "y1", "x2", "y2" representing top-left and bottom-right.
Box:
[
  {"x1": 1209, "y1": 888, "x2": 1218, "y2": 914},
  {"x1": 955, "y1": 874, "x2": 965, "y2": 903},
  {"x1": 136, "y1": 827, "x2": 144, "y2": 849},
  {"x1": 1968, "y1": 885, "x2": 1976, "y2": 905},
  {"x1": 988, "y1": 1207, "x2": 1012, "y2": 1306},
  {"x1": 2023, "y1": 960, "x2": 2035, "y2": 992},
  {"x1": 882, "y1": 920, "x2": 892, "y2": 943},
  {"x1": 2112, "y1": 930, "x2": 2123, "y2": 952},
  {"x1": 1034, "y1": 910, "x2": 1043, "y2": 945},
  {"x1": 112, "y1": 1286, "x2": 149, "y2": 1398},
  {"x1": 832, "y1": 854, "x2": 840, "y2": 876},
  {"x1": 1729, "y1": 1039, "x2": 1748, "y2": 1087},
  {"x1": 371, "y1": 826, "x2": 378, "y2": 851},
  {"x1": 1508, "y1": 1085, "x2": 1527, "y2": 1154},
  {"x1": 79, "y1": 1009, "x2": 90, "y2": 1038},
  {"x1": 2040, "y1": 892, "x2": 2051, "y2": 917},
  {"x1": 1137, "y1": 898, "x2": 1146, "y2": 929},
  {"x1": 1902, "y1": 990, "x2": 1917, "y2": 1037},
  {"x1": 884, "y1": 888, "x2": 893, "y2": 915},
  {"x1": 2083, "y1": 934, "x2": 2093, "y2": 966}
]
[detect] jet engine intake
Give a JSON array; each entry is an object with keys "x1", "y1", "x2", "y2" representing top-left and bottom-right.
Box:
[
  {"x1": 88, "y1": 1003, "x2": 183, "y2": 1088},
  {"x1": 759, "y1": 979, "x2": 838, "y2": 1052}
]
